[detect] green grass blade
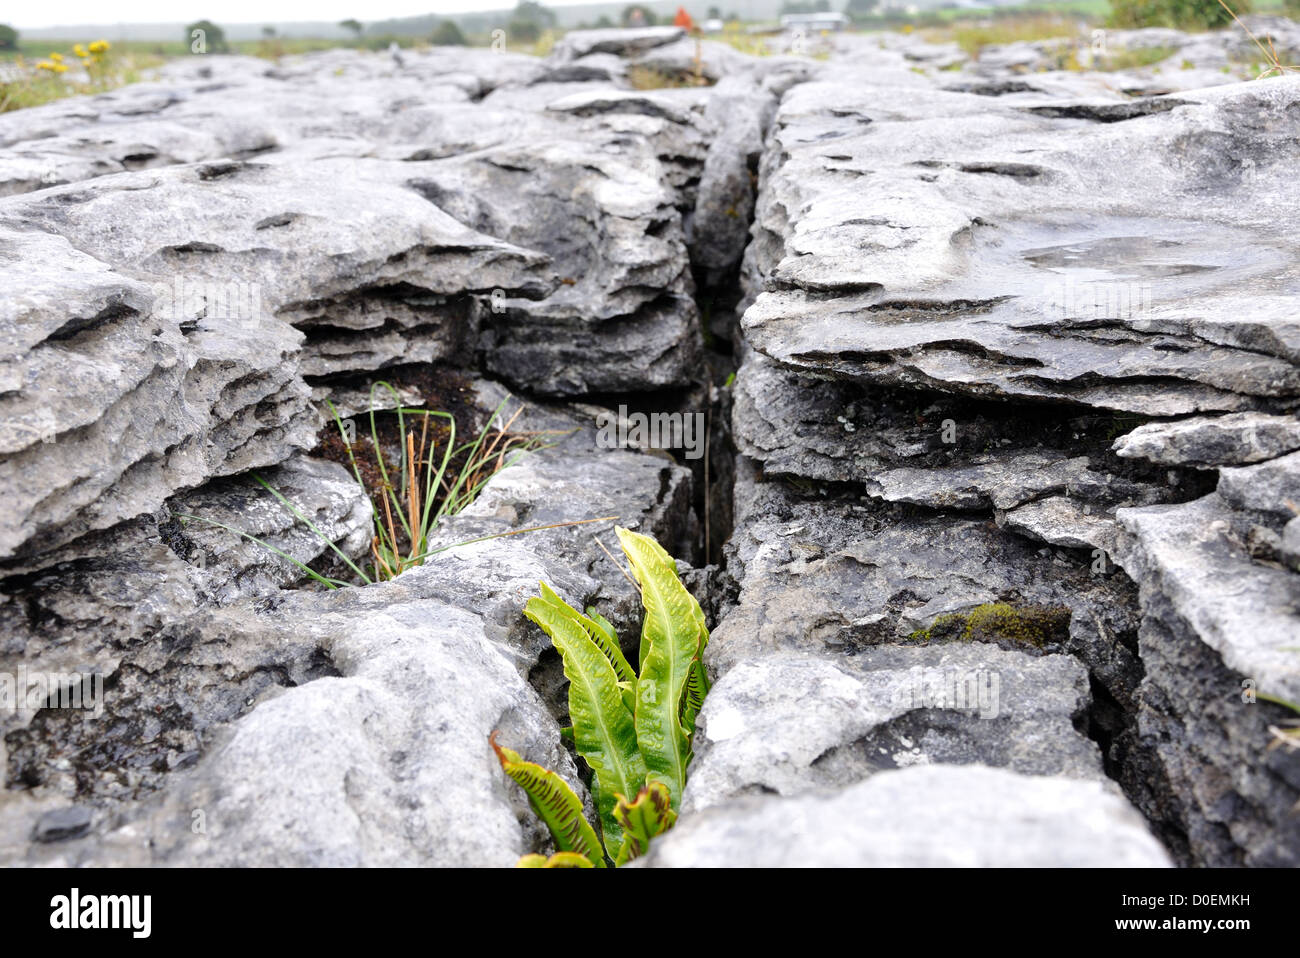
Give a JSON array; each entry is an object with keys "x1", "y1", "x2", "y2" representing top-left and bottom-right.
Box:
[
  {"x1": 435, "y1": 396, "x2": 506, "y2": 520},
  {"x1": 175, "y1": 514, "x2": 349, "y2": 589},
  {"x1": 1257, "y1": 692, "x2": 1300, "y2": 714},
  {"x1": 368, "y1": 381, "x2": 415, "y2": 546},
  {"x1": 252, "y1": 474, "x2": 373, "y2": 584}
]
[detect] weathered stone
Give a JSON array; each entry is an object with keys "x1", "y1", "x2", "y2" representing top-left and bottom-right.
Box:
[
  {"x1": 0, "y1": 231, "x2": 317, "y2": 561},
  {"x1": 1114, "y1": 413, "x2": 1300, "y2": 468},
  {"x1": 640, "y1": 765, "x2": 1173, "y2": 867},
  {"x1": 32, "y1": 806, "x2": 92, "y2": 843},
  {"x1": 0, "y1": 454, "x2": 370, "y2": 765},
  {"x1": 1218, "y1": 451, "x2": 1300, "y2": 519},
  {"x1": 740, "y1": 75, "x2": 1300, "y2": 417},
  {"x1": 689, "y1": 77, "x2": 777, "y2": 283},
  {"x1": 550, "y1": 26, "x2": 685, "y2": 61},
  {"x1": 411, "y1": 140, "x2": 705, "y2": 395},
  {"x1": 685, "y1": 644, "x2": 1101, "y2": 814},
  {"x1": 998, "y1": 496, "x2": 1118, "y2": 552},
  {"x1": 3, "y1": 24, "x2": 1298, "y2": 870},
  {"x1": 0, "y1": 381, "x2": 696, "y2": 865},
  {"x1": 1114, "y1": 493, "x2": 1300, "y2": 865}
]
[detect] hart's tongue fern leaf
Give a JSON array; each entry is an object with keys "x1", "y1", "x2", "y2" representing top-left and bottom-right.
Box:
[
  {"x1": 524, "y1": 585, "x2": 646, "y2": 857},
  {"x1": 612, "y1": 782, "x2": 677, "y2": 866},
  {"x1": 493, "y1": 527, "x2": 709, "y2": 867},
  {"x1": 491, "y1": 732, "x2": 606, "y2": 868},
  {"x1": 618, "y1": 526, "x2": 709, "y2": 811}
]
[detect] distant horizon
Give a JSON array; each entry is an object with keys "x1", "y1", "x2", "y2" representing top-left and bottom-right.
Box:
[
  {"x1": 6, "y1": 0, "x2": 699, "y2": 31},
  {"x1": 3, "y1": 0, "x2": 1014, "y2": 31}
]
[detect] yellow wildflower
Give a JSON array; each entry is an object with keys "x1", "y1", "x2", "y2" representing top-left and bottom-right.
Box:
[
  {"x1": 49, "y1": 51, "x2": 64, "y2": 61},
  {"x1": 36, "y1": 60, "x2": 55, "y2": 71},
  {"x1": 88, "y1": 40, "x2": 110, "y2": 53},
  {"x1": 74, "y1": 44, "x2": 88, "y2": 57},
  {"x1": 54, "y1": 63, "x2": 68, "y2": 73}
]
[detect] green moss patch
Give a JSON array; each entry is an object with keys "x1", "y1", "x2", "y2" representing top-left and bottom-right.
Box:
[{"x1": 909, "y1": 602, "x2": 1071, "y2": 648}]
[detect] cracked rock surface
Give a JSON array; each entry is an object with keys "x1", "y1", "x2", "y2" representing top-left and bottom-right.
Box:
[{"x1": 1, "y1": 24, "x2": 1297, "y2": 867}]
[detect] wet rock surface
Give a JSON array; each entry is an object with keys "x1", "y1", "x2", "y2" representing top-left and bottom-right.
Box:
[{"x1": 0, "y1": 25, "x2": 1297, "y2": 867}]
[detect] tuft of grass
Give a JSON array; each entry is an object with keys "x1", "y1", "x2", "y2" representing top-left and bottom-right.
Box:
[
  {"x1": 324, "y1": 381, "x2": 566, "y2": 582},
  {"x1": 1096, "y1": 44, "x2": 1179, "y2": 69},
  {"x1": 1110, "y1": 0, "x2": 1244, "y2": 29},
  {"x1": 626, "y1": 62, "x2": 712, "y2": 89},
  {"x1": 626, "y1": 37, "x2": 712, "y2": 90},
  {"x1": 627, "y1": 64, "x2": 689, "y2": 89},
  {"x1": 181, "y1": 382, "x2": 588, "y2": 588}
]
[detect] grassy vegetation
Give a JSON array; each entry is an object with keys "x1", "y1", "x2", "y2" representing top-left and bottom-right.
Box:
[
  {"x1": 626, "y1": 36, "x2": 713, "y2": 87},
  {"x1": 915, "y1": 0, "x2": 1292, "y2": 72},
  {"x1": 181, "y1": 381, "x2": 587, "y2": 588},
  {"x1": 1110, "y1": 0, "x2": 1245, "y2": 28},
  {"x1": 944, "y1": 14, "x2": 1086, "y2": 57},
  {"x1": 0, "y1": 40, "x2": 166, "y2": 113}
]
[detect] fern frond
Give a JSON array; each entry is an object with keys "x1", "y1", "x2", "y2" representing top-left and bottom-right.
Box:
[
  {"x1": 524, "y1": 592, "x2": 646, "y2": 857},
  {"x1": 490, "y1": 732, "x2": 605, "y2": 867},
  {"x1": 613, "y1": 782, "x2": 677, "y2": 866}
]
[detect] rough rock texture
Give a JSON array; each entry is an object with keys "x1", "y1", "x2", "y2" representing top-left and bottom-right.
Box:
[
  {"x1": 0, "y1": 223, "x2": 318, "y2": 561},
  {"x1": 684, "y1": 644, "x2": 1101, "y2": 814},
  {"x1": 740, "y1": 78, "x2": 1300, "y2": 416},
  {"x1": 0, "y1": 453, "x2": 374, "y2": 797},
  {"x1": 0, "y1": 386, "x2": 697, "y2": 865},
  {"x1": 2, "y1": 23, "x2": 1298, "y2": 868},
  {"x1": 641, "y1": 765, "x2": 1173, "y2": 867},
  {"x1": 1114, "y1": 413, "x2": 1300, "y2": 468},
  {"x1": 721, "y1": 28, "x2": 1300, "y2": 868},
  {"x1": 1114, "y1": 483, "x2": 1300, "y2": 866}
]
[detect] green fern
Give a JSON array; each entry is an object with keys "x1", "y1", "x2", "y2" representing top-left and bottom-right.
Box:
[
  {"x1": 523, "y1": 585, "x2": 645, "y2": 855},
  {"x1": 493, "y1": 527, "x2": 709, "y2": 867},
  {"x1": 612, "y1": 782, "x2": 676, "y2": 866},
  {"x1": 491, "y1": 732, "x2": 606, "y2": 868}
]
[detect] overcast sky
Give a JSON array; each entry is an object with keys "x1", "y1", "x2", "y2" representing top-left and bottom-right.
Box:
[{"x1": 8, "y1": 2, "x2": 544, "y2": 30}]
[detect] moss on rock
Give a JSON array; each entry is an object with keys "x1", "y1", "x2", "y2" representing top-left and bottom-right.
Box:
[{"x1": 909, "y1": 602, "x2": 1071, "y2": 648}]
